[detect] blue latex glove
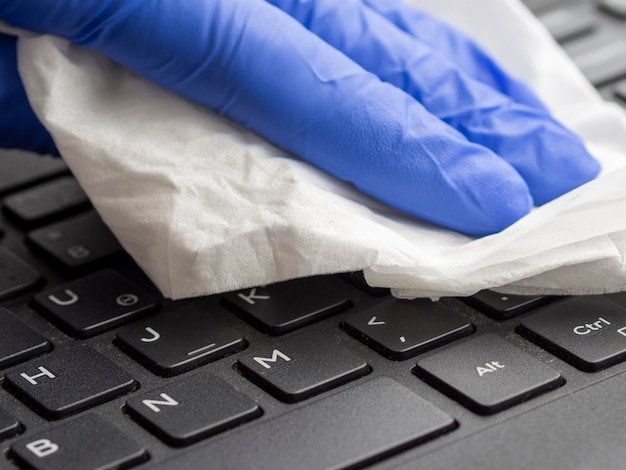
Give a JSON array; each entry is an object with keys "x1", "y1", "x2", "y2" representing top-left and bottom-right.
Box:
[
  {"x1": 0, "y1": 33, "x2": 56, "y2": 154},
  {"x1": 0, "y1": 0, "x2": 600, "y2": 236}
]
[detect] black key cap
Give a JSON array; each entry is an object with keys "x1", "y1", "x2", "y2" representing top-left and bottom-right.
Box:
[
  {"x1": 341, "y1": 271, "x2": 389, "y2": 297},
  {"x1": 415, "y1": 334, "x2": 563, "y2": 415},
  {"x1": 116, "y1": 304, "x2": 245, "y2": 377},
  {"x1": 0, "y1": 406, "x2": 20, "y2": 440},
  {"x1": 236, "y1": 330, "x2": 369, "y2": 402},
  {"x1": 222, "y1": 276, "x2": 351, "y2": 335},
  {"x1": 600, "y1": 0, "x2": 626, "y2": 18},
  {"x1": 10, "y1": 414, "x2": 148, "y2": 470},
  {"x1": 0, "y1": 308, "x2": 51, "y2": 370},
  {"x1": 538, "y1": 5, "x2": 596, "y2": 43},
  {"x1": 0, "y1": 246, "x2": 41, "y2": 301},
  {"x1": 569, "y1": 38, "x2": 626, "y2": 86},
  {"x1": 523, "y1": 0, "x2": 562, "y2": 14},
  {"x1": 33, "y1": 269, "x2": 159, "y2": 338},
  {"x1": 0, "y1": 150, "x2": 67, "y2": 195},
  {"x1": 463, "y1": 290, "x2": 556, "y2": 320},
  {"x1": 150, "y1": 378, "x2": 455, "y2": 470},
  {"x1": 126, "y1": 372, "x2": 261, "y2": 447},
  {"x1": 5, "y1": 345, "x2": 136, "y2": 419},
  {"x1": 518, "y1": 296, "x2": 626, "y2": 371},
  {"x1": 342, "y1": 299, "x2": 473, "y2": 360},
  {"x1": 27, "y1": 211, "x2": 123, "y2": 269},
  {"x1": 614, "y1": 79, "x2": 626, "y2": 102},
  {"x1": 3, "y1": 176, "x2": 90, "y2": 226}
]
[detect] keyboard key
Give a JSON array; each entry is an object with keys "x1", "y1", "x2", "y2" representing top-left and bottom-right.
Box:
[
  {"x1": 569, "y1": 38, "x2": 626, "y2": 86},
  {"x1": 10, "y1": 414, "x2": 148, "y2": 470},
  {"x1": 342, "y1": 299, "x2": 473, "y2": 360},
  {"x1": 614, "y1": 79, "x2": 626, "y2": 102},
  {"x1": 415, "y1": 334, "x2": 563, "y2": 415},
  {"x1": 116, "y1": 304, "x2": 246, "y2": 377},
  {"x1": 33, "y1": 269, "x2": 159, "y2": 338},
  {"x1": 463, "y1": 290, "x2": 556, "y2": 320},
  {"x1": 236, "y1": 330, "x2": 369, "y2": 402},
  {"x1": 0, "y1": 246, "x2": 41, "y2": 301},
  {"x1": 4, "y1": 345, "x2": 136, "y2": 419},
  {"x1": 523, "y1": 0, "x2": 563, "y2": 13},
  {"x1": 27, "y1": 211, "x2": 123, "y2": 269},
  {"x1": 538, "y1": 5, "x2": 596, "y2": 43},
  {"x1": 0, "y1": 406, "x2": 20, "y2": 440},
  {"x1": 341, "y1": 271, "x2": 390, "y2": 297},
  {"x1": 222, "y1": 276, "x2": 352, "y2": 335},
  {"x1": 2, "y1": 176, "x2": 90, "y2": 226},
  {"x1": 0, "y1": 150, "x2": 67, "y2": 195},
  {"x1": 600, "y1": 0, "x2": 626, "y2": 18},
  {"x1": 518, "y1": 296, "x2": 626, "y2": 371},
  {"x1": 0, "y1": 308, "x2": 51, "y2": 370},
  {"x1": 149, "y1": 378, "x2": 456, "y2": 470},
  {"x1": 126, "y1": 372, "x2": 261, "y2": 447}
]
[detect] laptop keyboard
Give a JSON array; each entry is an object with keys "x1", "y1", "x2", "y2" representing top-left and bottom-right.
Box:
[{"x1": 1, "y1": 1, "x2": 626, "y2": 468}]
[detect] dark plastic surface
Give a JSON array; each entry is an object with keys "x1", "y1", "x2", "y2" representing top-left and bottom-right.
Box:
[
  {"x1": 150, "y1": 378, "x2": 456, "y2": 470},
  {"x1": 237, "y1": 330, "x2": 370, "y2": 402}
]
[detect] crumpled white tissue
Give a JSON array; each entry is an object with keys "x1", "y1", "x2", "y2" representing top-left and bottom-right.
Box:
[{"x1": 6, "y1": 0, "x2": 626, "y2": 299}]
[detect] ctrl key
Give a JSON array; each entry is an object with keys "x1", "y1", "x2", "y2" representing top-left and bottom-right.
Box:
[{"x1": 9, "y1": 414, "x2": 148, "y2": 470}]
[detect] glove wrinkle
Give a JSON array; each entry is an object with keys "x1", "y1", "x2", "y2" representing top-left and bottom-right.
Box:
[
  {"x1": 0, "y1": 0, "x2": 596, "y2": 236},
  {"x1": 266, "y1": 0, "x2": 600, "y2": 207}
]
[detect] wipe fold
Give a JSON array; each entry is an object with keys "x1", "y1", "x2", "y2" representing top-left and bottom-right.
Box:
[{"x1": 7, "y1": 0, "x2": 626, "y2": 299}]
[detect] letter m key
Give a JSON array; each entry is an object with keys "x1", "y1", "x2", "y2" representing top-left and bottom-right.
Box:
[{"x1": 253, "y1": 349, "x2": 291, "y2": 369}]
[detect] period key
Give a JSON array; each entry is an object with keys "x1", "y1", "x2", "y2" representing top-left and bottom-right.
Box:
[{"x1": 342, "y1": 298, "x2": 473, "y2": 360}]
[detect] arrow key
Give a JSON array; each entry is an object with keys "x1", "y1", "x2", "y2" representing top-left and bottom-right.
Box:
[{"x1": 342, "y1": 299, "x2": 474, "y2": 360}]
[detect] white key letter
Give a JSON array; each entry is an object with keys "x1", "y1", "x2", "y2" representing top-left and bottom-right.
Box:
[
  {"x1": 142, "y1": 393, "x2": 179, "y2": 413},
  {"x1": 253, "y1": 349, "x2": 291, "y2": 369},
  {"x1": 21, "y1": 366, "x2": 56, "y2": 385},
  {"x1": 48, "y1": 289, "x2": 79, "y2": 306},
  {"x1": 26, "y1": 439, "x2": 60, "y2": 458}
]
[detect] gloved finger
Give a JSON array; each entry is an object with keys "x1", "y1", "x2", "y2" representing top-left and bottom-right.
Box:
[
  {"x1": 361, "y1": 0, "x2": 547, "y2": 111},
  {"x1": 266, "y1": 0, "x2": 600, "y2": 206},
  {"x1": 0, "y1": 33, "x2": 57, "y2": 154},
  {"x1": 0, "y1": 0, "x2": 533, "y2": 236}
]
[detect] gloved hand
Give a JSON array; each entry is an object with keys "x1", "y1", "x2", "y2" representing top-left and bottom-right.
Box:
[{"x1": 0, "y1": 0, "x2": 600, "y2": 236}]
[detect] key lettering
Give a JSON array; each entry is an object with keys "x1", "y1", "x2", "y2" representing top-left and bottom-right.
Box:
[
  {"x1": 476, "y1": 361, "x2": 505, "y2": 377},
  {"x1": 48, "y1": 289, "x2": 79, "y2": 306},
  {"x1": 142, "y1": 393, "x2": 179, "y2": 412},
  {"x1": 21, "y1": 366, "x2": 56, "y2": 385},
  {"x1": 26, "y1": 439, "x2": 59, "y2": 458},
  {"x1": 237, "y1": 288, "x2": 270, "y2": 305},
  {"x1": 140, "y1": 327, "x2": 161, "y2": 343},
  {"x1": 253, "y1": 349, "x2": 291, "y2": 369},
  {"x1": 573, "y1": 317, "x2": 611, "y2": 335}
]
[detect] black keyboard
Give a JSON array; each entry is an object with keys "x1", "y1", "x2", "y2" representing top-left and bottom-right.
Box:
[{"x1": 1, "y1": 1, "x2": 626, "y2": 468}]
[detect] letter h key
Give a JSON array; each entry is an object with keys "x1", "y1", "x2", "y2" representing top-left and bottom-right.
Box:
[{"x1": 4, "y1": 346, "x2": 135, "y2": 419}]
